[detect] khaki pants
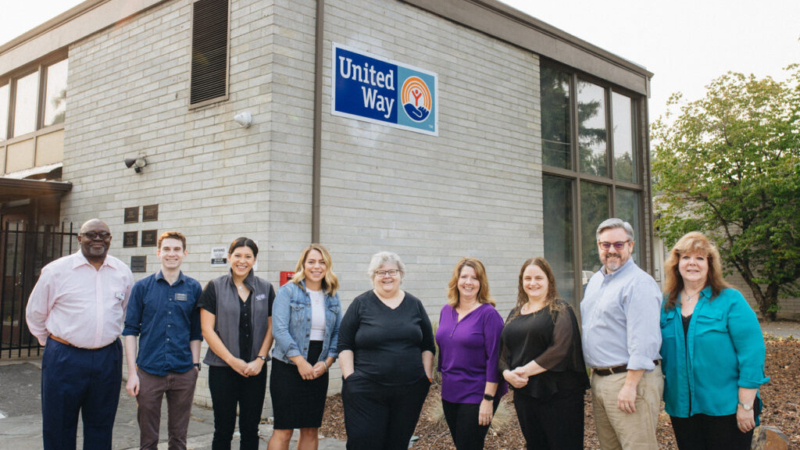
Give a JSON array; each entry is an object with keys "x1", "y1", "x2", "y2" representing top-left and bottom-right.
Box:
[
  {"x1": 137, "y1": 367, "x2": 199, "y2": 450},
  {"x1": 590, "y1": 365, "x2": 663, "y2": 450}
]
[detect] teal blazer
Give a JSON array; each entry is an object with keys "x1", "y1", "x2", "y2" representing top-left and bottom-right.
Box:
[{"x1": 660, "y1": 287, "x2": 769, "y2": 418}]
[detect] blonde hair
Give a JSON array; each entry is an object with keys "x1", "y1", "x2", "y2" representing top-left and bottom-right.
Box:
[
  {"x1": 290, "y1": 244, "x2": 339, "y2": 296},
  {"x1": 446, "y1": 257, "x2": 495, "y2": 308},
  {"x1": 663, "y1": 232, "x2": 730, "y2": 310},
  {"x1": 507, "y1": 257, "x2": 563, "y2": 323}
]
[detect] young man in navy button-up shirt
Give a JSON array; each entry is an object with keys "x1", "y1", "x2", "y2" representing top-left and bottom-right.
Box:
[{"x1": 123, "y1": 231, "x2": 203, "y2": 450}]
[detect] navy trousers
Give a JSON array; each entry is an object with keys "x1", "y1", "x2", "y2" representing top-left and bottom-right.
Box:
[{"x1": 41, "y1": 337, "x2": 123, "y2": 450}]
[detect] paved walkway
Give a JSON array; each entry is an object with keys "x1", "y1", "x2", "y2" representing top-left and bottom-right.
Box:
[{"x1": 0, "y1": 360, "x2": 346, "y2": 449}]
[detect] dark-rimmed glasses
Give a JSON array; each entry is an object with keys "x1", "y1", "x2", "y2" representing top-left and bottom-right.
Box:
[{"x1": 598, "y1": 240, "x2": 629, "y2": 251}]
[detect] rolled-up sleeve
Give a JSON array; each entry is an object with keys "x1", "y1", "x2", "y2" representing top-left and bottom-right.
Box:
[
  {"x1": 190, "y1": 282, "x2": 204, "y2": 342},
  {"x1": 122, "y1": 282, "x2": 144, "y2": 337},
  {"x1": 327, "y1": 294, "x2": 342, "y2": 359},
  {"x1": 625, "y1": 278, "x2": 663, "y2": 371},
  {"x1": 26, "y1": 267, "x2": 55, "y2": 346},
  {"x1": 272, "y1": 285, "x2": 301, "y2": 358},
  {"x1": 726, "y1": 290, "x2": 770, "y2": 388},
  {"x1": 483, "y1": 310, "x2": 504, "y2": 383}
]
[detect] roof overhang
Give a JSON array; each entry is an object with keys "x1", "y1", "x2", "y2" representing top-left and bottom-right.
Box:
[{"x1": 0, "y1": 178, "x2": 72, "y2": 203}]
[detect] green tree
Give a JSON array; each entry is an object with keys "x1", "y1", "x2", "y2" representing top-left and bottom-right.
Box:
[{"x1": 652, "y1": 66, "x2": 800, "y2": 321}]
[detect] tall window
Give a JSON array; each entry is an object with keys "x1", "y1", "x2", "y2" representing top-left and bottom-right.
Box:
[
  {"x1": 0, "y1": 58, "x2": 68, "y2": 140},
  {"x1": 190, "y1": 0, "x2": 230, "y2": 106},
  {"x1": 541, "y1": 62, "x2": 646, "y2": 306}
]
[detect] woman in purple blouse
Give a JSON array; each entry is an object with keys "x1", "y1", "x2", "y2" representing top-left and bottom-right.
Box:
[{"x1": 435, "y1": 257, "x2": 507, "y2": 450}]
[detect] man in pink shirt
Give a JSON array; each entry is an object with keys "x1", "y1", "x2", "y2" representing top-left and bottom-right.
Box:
[{"x1": 26, "y1": 218, "x2": 134, "y2": 450}]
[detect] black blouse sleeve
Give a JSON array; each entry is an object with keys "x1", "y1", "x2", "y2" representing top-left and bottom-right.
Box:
[
  {"x1": 337, "y1": 296, "x2": 361, "y2": 353},
  {"x1": 417, "y1": 300, "x2": 436, "y2": 354},
  {"x1": 497, "y1": 309, "x2": 515, "y2": 373},
  {"x1": 197, "y1": 281, "x2": 217, "y2": 314},
  {"x1": 534, "y1": 302, "x2": 579, "y2": 371}
]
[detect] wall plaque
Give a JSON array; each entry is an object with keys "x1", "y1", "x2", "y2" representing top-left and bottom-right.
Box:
[
  {"x1": 143, "y1": 204, "x2": 159, "y2": 222},
  {"x1": 141, "y1": 230, "x2": 158, "y2": 247},
  {"x1": 123, "y1": 231, "x2": 138, "y2": 248},
  {"x1": 131, "y1": 256, "x2": 147, "y2": 273},
  {"x1": 124, "y1": 207, "x2": 139, "y2": 224}
]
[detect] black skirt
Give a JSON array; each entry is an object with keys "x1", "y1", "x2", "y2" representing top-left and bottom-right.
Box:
[{"x1": 270, "y1": 340, "x2": 329, "y2": 429}]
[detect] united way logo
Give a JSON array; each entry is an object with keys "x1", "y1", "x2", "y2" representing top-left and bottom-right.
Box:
[
  {"x1": 401, "y1": 77, "x2": 431, "y2": 122},
  {"x1": 332, "y1": 43, "x2": 438, "y2": 136}
]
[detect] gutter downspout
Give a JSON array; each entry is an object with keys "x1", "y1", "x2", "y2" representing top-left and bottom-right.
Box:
[{"x1": 312, "y1": 0, "x2": 325, "y2": 244}]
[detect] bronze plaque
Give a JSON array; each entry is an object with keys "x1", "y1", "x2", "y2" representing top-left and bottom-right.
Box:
[
  {"x1": 142, "y1": 204, "x2": 158, "y2": 222},
  {"x1": 141, "y1": 230, "x2": 158, "y2": 247},
  {"x1": 131, "y1": 256, "x2": 147, "y2": 273},
  {"x1": 123, "y1": 231, "x2": 138, "y2": 248},
  {"x1": 124, "y1": 207, "x2": 139, "y2": 224}
]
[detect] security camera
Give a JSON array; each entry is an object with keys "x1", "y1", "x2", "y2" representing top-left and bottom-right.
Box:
[
  {"x1": 234, "y1": 112, "x2": 252, "y2": 128},
  {"x1": 124, "y1": 157, "x2": 147, "y2": 173}
]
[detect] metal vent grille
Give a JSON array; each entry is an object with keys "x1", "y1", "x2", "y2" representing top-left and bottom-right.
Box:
[{"x1": 190, "y1": 0, "x2": 229, "y2": 105}]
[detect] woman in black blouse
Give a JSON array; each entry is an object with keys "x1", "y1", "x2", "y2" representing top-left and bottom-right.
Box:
[
  {"x1": 499, "y1": 257, "x2": 588, "y2": 450},
  {"x1": 338, "y1": 251, "x2": 435, "y2": 450},
  {"x1": 199, "y1": 238, "x2": 275, "y2": 450}
]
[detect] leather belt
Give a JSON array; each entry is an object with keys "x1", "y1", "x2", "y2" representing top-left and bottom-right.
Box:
[
  {"x1": 49, "y1": 334, "x2": 103, "y2": 350},
  {"x1": 593, "y1": 360, "x2": 660, "y2": 377}
]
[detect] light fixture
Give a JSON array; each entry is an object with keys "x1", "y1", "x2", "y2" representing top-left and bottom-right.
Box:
[
  {"x1": 234, "y1": 112, "x2": 252, "y2": 128},
  {"x1": 124, "y1": 156, "x2": 147, "y2": 173}
]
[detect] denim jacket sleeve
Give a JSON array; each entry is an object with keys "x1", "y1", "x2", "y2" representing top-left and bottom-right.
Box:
[
  {"x1": 327, "y1": 293, "x2": 343, "y2": 359},
  {"x1": 272, "y1": 284, "x2": 301, "y2": 359}
]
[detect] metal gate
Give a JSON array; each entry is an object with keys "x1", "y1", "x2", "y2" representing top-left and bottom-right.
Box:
[{"x1": 0, "y1": 222, "x2": 76, "y2": 358}]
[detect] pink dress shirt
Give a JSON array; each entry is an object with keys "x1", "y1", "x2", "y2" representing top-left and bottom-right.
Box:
[{"x1": 26, "y1": 251, "x2": 134, "y2": 349}]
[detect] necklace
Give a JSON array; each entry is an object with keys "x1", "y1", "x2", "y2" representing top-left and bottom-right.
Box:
[{"x1": 682, "y1": 287, "x2": 703, "y2": 303}]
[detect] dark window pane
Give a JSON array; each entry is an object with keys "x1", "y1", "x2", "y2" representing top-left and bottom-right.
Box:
[
  {"x1": 44, "y1": 59, "x2": 68, "y2": 127},
  {"x1": 13, "y1": 72, "x2": 38, "y2": 137},
  {"x1": 541, "y1": 66, "x2": 571, "y2": 169},
  {"x1": 0, "y1": 84, "x2": 8, "y2": 141},
  {"x1": 580, "y1": 181, "x2": 609, "y2": 274},
  {"x1": 577, "y1": 80, "x2": 607, "y2": 177},
  {"x1": 612, "y1": 92, "x2": 637, "y2": 182},
  {"x1": 190, "y1": 0, "x2": 229, "y2": 105},
  {"x1": 543, "y1": 175, "x2": 575, "y2": 305},
  {"x1": 615, "y1": 188, "x2": 642, "y2": 267}
]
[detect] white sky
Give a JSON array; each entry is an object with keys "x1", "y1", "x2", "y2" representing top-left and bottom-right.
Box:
[{"x1": 2, "y1": 0, "x2": 799, "y2": 123}]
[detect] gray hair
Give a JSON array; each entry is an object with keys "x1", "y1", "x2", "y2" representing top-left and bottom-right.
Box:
[
  {"x1": 368, "y1": 251, "x2": 406, "y2": 281},
  {"x1": 596, "y1": 218, "x2": 635, "y2": 242}
]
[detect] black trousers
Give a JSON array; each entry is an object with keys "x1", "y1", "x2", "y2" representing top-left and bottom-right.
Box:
[
  {"x1": 671, "y1": 414, "x2": 754, "y2": 450},
  {"x1": 342, "y1": 374, "x2": 430, "y2": 450},
  {"x1": 208, "y1": 365, "x2": 267, "y2": 450},
  {"x1": 513, "y1": 389, "x2": 584, "y2": 450},
  {"x1": 441, "y1": 398, "x2": 501, "y2": 450}
]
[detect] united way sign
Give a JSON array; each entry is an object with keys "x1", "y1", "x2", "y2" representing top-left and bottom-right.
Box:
[{"x1": 332, "y1": 43, "x2": 438, "y2": 136}]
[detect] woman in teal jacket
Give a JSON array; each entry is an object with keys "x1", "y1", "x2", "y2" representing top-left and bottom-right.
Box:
[{"x1": 660, "y1": 232, "x2": 769, "y2": 450}]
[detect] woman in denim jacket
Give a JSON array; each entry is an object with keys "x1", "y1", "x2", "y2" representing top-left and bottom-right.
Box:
[{"x1": 268, "y1": 244, "x2": 342, "y2": 450}]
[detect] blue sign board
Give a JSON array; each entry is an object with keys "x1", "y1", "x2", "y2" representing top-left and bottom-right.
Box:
[{"x1": 332, "y1": 43, "x2": 438, "y2": 136}]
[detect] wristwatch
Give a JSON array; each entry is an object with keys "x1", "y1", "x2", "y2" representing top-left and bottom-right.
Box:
[
  {"x1": 738, "y1": 401, "x2": 752, "y2": 411},
  {"x1": 483, "y1": 393, "x2": 495, "y2": 401},
  {"x1": 194, "y1": 363, "x2": 201, "y2": 372},
  {"x1": 257, "y1": 356, "x2": 267, "y2": 362}
]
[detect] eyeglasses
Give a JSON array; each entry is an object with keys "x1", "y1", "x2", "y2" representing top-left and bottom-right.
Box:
[
  {"x1": 376, "y1": 269, "x2": 400, "y2": 277},
  {"x1": 598, "y1": 240, "x2": 629, "y2": 251},
  {"x1": 82, "y1": 231, "x2": 112, "y2": 240}
]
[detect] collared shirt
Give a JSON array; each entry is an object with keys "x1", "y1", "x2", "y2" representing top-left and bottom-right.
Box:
[
  {"x1": 581, "y1": 258, "x2": 662, "y2": 371},
  {"x1": 122, "y1": 270, "x2": 203, "y2": 376},
  {"x1": 26, "y1": 251, "x2": 134, "y2": 349}
]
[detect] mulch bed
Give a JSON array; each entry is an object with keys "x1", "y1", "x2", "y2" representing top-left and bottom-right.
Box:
[{"x1": 320, "y1": 338, "x2": 799, "y2": 449}]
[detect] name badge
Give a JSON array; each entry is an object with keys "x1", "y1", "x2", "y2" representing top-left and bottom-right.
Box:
[
  {"x1": 175, "y1": 293, "x2": 188, "y2": 302},
  {"x1": 256, "y1": 294, "x2": 267, "y2": 301},
  {"x1": 115, "y1": 292, "x2": 126, "y2": 301}
]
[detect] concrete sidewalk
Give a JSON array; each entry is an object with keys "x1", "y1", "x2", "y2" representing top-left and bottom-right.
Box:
[{"x1": 0, "y1": 360, "x2": 346, "y2": 449}]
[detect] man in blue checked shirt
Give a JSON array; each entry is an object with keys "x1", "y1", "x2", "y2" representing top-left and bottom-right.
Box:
[
  {"x1": 123, "y1": 231, "x2": 203, "y2": 450},
  {"x1": 581, "y1": 218, "x2": 663, "y2": 450}
]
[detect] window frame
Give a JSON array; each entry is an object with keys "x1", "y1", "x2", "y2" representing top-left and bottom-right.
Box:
[
  {"x1": 540, "y1": 59, "x2": 649, "y2": 306},
  {"x1": 188, "y1": 0, "x2": 232, "y2": 110}
]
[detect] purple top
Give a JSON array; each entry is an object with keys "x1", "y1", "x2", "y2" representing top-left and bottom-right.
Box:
[{"x1": 436, "y1": 303, "x2": 508, "y2": 404}]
